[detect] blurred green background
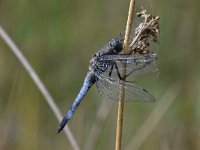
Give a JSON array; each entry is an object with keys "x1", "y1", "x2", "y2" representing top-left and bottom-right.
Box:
[{"x1": 0, "y1": 0, "x2": 200, "y2": 150}]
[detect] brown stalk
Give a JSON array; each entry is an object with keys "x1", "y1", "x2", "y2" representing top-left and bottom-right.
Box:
[{"x1": 115, "y1": 0, "x2": 135, "y2": 150}]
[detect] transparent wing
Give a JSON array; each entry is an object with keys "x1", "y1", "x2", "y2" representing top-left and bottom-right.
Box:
[
  {"x1": 98, "y1": 53, "x2": 157, "y2": 62},
  {"x1": 95, "y1": 71, "x2": 155, "y2": 102},
  {"x1": 97, "y1": 53, "x2": 157, "y2": 81}
]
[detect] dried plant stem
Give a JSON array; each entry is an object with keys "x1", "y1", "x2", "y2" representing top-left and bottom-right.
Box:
[
  {"x1": 115, "y1": 0, "x2": 135, "y2": 150},
  {"x1": 115, "y1": 81, "x2": 125, "y2": 150},
  {"x1": 0, "y1": 26, "x2": 80, "y2": 150}
]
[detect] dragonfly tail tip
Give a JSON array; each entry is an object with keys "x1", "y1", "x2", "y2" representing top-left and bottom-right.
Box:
[{"x1": 57, "y1": 125, "x2": 64, "y2": 134}]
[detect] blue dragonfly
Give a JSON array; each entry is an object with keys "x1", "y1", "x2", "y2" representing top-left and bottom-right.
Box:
[{"x1": 57, "y1": 35, "x2": 157, "y2": 133}]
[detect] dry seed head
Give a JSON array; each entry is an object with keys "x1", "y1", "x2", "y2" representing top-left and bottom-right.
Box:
[{"x1": 129, "y1": 9, "x2": 160, "y2": 54}]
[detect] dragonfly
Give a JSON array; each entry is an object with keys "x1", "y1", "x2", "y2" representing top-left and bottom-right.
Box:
[{"x1": 57, "y1": 35, "x2": 157, "y2": 133}]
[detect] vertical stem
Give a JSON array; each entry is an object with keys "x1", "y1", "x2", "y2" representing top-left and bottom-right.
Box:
[
  {"x1": 115, "y1": 73, "x2": 125, "y2": 150},
  {"x1": 115, "y1": 0, "x2": 135, "y2": 150}
]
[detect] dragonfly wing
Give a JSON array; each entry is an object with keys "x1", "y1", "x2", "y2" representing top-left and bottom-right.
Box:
[
  {"x1": 98, "y1": 53, "x2": 157, "y2": 62},
  {"x1": 95, "y1": 72, "x2": 155, "y2": 102},
  {"x1": 98, "y1": 53, "x2": 158, "y2": 81}
]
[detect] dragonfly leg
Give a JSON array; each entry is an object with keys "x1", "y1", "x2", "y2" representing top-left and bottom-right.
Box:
[
  {"x1": 114, "y1": 62, "x2": 123, "y2": 80},
  {"x1": 107, "y1": 61, "x2": 123, "y2": 80},
  {"x1": 108, "y1": 64, "x2": 114, "y2": 77}
]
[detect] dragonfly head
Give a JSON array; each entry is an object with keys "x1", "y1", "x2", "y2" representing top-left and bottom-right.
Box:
[{"x1": 109, "y1": 39, "x2": 123, "y2": 54}]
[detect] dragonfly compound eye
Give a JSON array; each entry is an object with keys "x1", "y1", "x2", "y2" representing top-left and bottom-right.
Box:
[
  {"x1": 113, "y1": 40, "x2": 123, "y2": 53},
  {"x1": 108, "y1": 39, "x2": 123, "y2": 54}
]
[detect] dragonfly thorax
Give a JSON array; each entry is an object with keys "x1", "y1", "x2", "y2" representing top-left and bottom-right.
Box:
[
  {"x1": 89, "y1": 54, "x2": 108, "y2": 73},
  {"x1": 89, "y1": 38, "x2": 124, "y2": 73}
]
